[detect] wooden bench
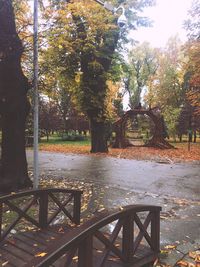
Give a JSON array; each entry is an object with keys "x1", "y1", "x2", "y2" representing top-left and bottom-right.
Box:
[{"x1": 0, "y1": 188, "x2": 161, "y2": 267}]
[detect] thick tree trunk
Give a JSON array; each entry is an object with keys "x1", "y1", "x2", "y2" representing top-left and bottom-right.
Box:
[
  {"x1": 0, "y1": 0, "x2": 32, "y2": 192},
  {"x1": 90, "y1": 119, "x2": 108, "y2": 153}
]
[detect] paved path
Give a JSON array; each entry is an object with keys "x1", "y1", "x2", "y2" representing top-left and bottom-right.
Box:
[
  {"x1": 27, "y1": 151, "x2": 200, "y2": 200},
  {"x1": 27, "y1": 151, "x2": 200, "y2": 266}
]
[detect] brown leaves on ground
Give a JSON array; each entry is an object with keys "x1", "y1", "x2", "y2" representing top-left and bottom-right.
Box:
[
  {"x1": 39, "y1": 143, "x2": 200, "y2": 162},
  {"x1": 154, "y1": 248, "x2": 200, "y2": 267},
  {"x1": 176, "y1": 251, "x2": 200, "y2": 267}
]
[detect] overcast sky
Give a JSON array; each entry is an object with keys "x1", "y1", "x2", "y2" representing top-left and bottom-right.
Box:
[{"x1": 131, "y1": 0, "x2": 193, "y2": 47}]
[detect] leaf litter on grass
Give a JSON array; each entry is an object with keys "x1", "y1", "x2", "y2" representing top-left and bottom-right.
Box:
[{"x1": 39, "y1": 143, "x2": 200, "y2": 162}]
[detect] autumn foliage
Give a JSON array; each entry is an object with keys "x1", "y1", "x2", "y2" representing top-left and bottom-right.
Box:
[{"x1": 39, "y1": 143, "x2": 200, "y2": 162}]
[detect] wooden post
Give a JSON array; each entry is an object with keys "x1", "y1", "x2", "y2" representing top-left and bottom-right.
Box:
[
  {"x1": 39, "y1": 192, "x2": 48, "y2": 228},
  {"x1": 122, "y1": 214, "x2": 134, "y2": 262},
  {"x1": 78, "y1": 235, "x2": 93, "y2": 267},
  {"x1": 73, "y1": 192, "x2": 82, "y2": 224},
  {"x1": 0, "y1": 203, "x2": 2, "y2": 242},
  {"x1": 151, "y1": 210, "x2": 160, "y2": 253}
]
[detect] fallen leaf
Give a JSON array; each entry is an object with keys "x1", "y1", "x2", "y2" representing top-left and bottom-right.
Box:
[
  {"x1": 189, "y1": 251, "x2": 196, "y2": 259},
  {"x1": 40, "y1": 143, "x2": 200, "y2": 162},
  {"x1": 177, "y1": 260, "x2": 188, "y2": 267},
  {"x1": 35, "y1": 252, "x2": 47, "y2": 257},
  {"x1": 164, "y1": 245, "x2": 176, "y2": 250},
  {"x1": 72, "y1": 256, "x2": 78, "y2": 261}
]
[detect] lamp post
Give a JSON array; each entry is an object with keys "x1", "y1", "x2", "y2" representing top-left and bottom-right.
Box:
[{"x1": 33, "y1": 0, "x2": 39, "y2": 189}]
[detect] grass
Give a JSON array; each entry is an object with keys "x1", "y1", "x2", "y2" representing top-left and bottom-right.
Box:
[
  {"x1": 39, "y1": 134, "x2": 200, "y2": 147},
  {"x1": 40, "y1": 135, "x2": 91, "y2": 146}
]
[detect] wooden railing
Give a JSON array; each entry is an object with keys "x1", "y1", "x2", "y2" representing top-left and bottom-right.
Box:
[
  {"x1": 28, "y1": 204, "x2": 161, "y2": 267},
  {"x1": 0, "y1": 188, "x2": 82, "y2": 242}
]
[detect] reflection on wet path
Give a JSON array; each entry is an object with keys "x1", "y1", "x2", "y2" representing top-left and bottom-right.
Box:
[{"x1": 27, "y1": 151, "x2": 200, "y2": 245}]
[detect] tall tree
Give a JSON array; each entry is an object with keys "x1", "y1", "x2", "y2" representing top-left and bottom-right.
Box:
[
  {"x1": 184, "y1": 0, "x2": 200, "y2": 117},
  {"x1": 125, "y1": 42, "x2": 158, "y2": 108},
  {"x1": 42, "y1": 0, "x2": 155, "y2": 153},
  {"x1": 144, "y1": 36, "x2": 185, "y2": 138},
  {"x1": 178, "y1": 0, "x2": 200, "y2": 141},
  {"x1": 0, "y1": 0, "x2": 32, "y2": 192}
]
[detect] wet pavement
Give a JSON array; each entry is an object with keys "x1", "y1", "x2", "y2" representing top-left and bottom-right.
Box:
[{"x1": 27, "y1": 151, "x2": 200, "y2": 265}]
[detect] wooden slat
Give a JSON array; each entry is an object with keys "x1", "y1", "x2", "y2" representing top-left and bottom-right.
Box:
[
  {"x1": 5, "y1": 238, "x2": 39, "y2": 256},
  {"x1": 0, "y1": 231, "x2": 157, "y2": 267},
  {"x1": 1, "y1": 243, "x2": 32, "y2": 262},
  {"x1": 22, "y1": 231, "x2": 50, "y2": 246},
  {"x1": 0, "y1": 246, "x2": 27, "y2": 266},
  {"x1": 14, "y1": 234, "x2": 47, "y2": 250}
]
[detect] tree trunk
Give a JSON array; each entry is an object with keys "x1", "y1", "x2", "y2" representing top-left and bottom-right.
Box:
[
  {"x1": 193, "y1": 130, "x2": 196, "y2": 143},
  {"x1": 90, "y1": 119, "x2": 108, "y2": 153},
  {"x1": 0, "y1": 0, "x2": 32, "y2": 192},
  {"x1": 46, "y1": 130, "x2": 49, "y2": 142},
  {"x1": 188, "y1": 132, "x2": 192, "y2": 142}
]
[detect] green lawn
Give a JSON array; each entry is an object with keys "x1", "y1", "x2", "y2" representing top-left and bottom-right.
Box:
[{"x1": 40, "y1": 135, "x2": 91, "y2": 146}]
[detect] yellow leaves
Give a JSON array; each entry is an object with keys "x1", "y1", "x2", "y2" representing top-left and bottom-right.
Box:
[
  {"x1": 189, "y1": 250, "x2": 200, "y2": 261},
  {"x1": 164, "y1": 245, "x2": 176, "y2": 250},
  {"x1": 72, "y1": 256, "x2": 78, "y2": 261},
  {"x1": 105, "y1": 81, "x2": 122, "y2": 119},
  {"x1": 35, "y1": 252, "x2": 47, "y2": 257},
  {"x1": 189, "y1": 251, "x2": 197, "y2": 259}
]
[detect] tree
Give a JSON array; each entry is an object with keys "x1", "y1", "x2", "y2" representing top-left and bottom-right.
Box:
[
  {"x1": 144, "y1": 36, "x2": 185, "y2": 138},
  {"x1": 42, "y1": 0, "x2": 155, "y2": 153},
  {"x1": 0, "y1": 0, "x2": 32, "y2": 192},
  {"x1": 39, "y1": 99, "x2": 63, "y2": 141},
  {"x1": 184, "y1": 0, "x2": 200, "y2": 40},
  {"x1": 180, "y1": 0, "x2": 200, "y2": 140},
  {"x1": 126, "y1": 42, "x2": 158, "y2": 108}
]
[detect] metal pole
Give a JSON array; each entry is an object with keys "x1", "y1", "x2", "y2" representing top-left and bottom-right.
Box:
[
  {"x1": 94, "y1": 0, "x2": 114, "y2": 12},
  {"x1": 94, "y1": 0, "x2": 104, "y2": 6},
  {"x1": 33, "y1": 0, "x2": 39, "y2": 188}
]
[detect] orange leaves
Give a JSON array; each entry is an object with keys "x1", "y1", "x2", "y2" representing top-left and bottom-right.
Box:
[
  {"x1": 40, "y1": 143, "x2": 91, "y2": 155},
  {"x1": 176, "y1": 261, "x2": 190, "y2": 267},
  {"x1": 153, "y1": 249, "x2": 200, "y2": 267},
  {"x1": 40, "y1": 142, "x2": 200, "y2": 162}
]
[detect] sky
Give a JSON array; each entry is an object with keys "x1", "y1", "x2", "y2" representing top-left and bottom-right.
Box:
[{"x1": 131, "y1": 0, "x2": 193, "y2": 48}]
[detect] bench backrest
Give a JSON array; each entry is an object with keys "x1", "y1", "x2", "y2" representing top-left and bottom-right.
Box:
[{"x1": 0, "y1": 188, "x2": 82, "y2": 242}]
